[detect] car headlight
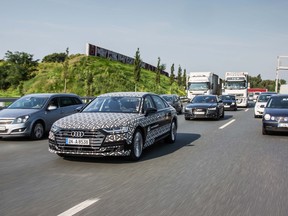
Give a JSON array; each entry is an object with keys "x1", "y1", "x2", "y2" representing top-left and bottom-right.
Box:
[
  {"x1": 208, "y1": 107, "x2": 216, "y2": 110},
  {"x1": 103, "y1": 126, "x2": 129, "y2": 134},
  {"x1": 50, "y1": 124, "x2": 61, "y2": 133},
  {"x1": 14, "y1": 115, "x2": 29, "y2": 124},
  {"x1": 231, "y1": 102, "x2": 235, "y2": 105},
  {"x1": 264, "y1": 114, "x2": 271, "y2": 120}
]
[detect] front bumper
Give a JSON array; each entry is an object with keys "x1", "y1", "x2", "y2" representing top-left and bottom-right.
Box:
[
  {"x1": 48, "y1": 129, "x2": 132, "y2": 157},
  {"x1": 184, "y1": 108, "x2": 218, "y2": 119},
  {"x1": 0, "y1": 122, "x2": 31, "y2": 138},
  {"x1": 262, "y1": 121, "x2": 288, "y2": 133}
]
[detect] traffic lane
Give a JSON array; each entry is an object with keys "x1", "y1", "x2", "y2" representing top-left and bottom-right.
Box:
[
  {"x1": 1, "y1": 112, "x2": 226, "y2": 216},
  {"x1": 0, "y1": 109, "x2": 250, "y2": 216},
  {"x1": 1, "y1": 110, "x2": 288, "y2": 216},
  {"x1": 56, "y1": 110, "x2": 288, "y2": 216},
  {"x1": 79, "y1": 109, "x2": 288, "y2": 216}
]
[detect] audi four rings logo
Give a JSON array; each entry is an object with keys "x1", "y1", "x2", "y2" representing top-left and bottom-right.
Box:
[{"x1": 71, "y1": 131, "x2": 85, "y2": 137}]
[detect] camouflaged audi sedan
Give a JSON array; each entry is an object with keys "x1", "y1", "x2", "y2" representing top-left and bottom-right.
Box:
[{"x1": 48, "y1": 92, "x2": 178, "y2": 161}]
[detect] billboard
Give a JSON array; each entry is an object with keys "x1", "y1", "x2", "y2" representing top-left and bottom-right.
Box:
[{"x1": 86, "y1": 43, "x2": 169, "y2": 76}]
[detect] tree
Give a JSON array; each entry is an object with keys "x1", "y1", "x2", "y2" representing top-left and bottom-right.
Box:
[
  {"x1": 134, "y1": 48, "x2": 142, "y2": 91},
  {"x1": 0, "y1": 62, "x2": 10, "y2": 90},
  {"x1": 156, "y1": 57, "x2": 161, "y2": 85},
  {"x1": 62, "y1": 48, "x2": 69, "y2": 92},
  {"x1": 170, "y1": 63, "x2": 175, "y2": 85},
  {"x1": 4, "y1": 51, "x2": 38, "y2": 89},
  {"x1": 42, "y1": 52, "x2": 67, "y2": 63},
  {"x1": 182, "y1": 69, "x2": 187, "y2": 87},
  {"x1": 177, "y1": 65, "x2": 182, "y2": 86}
]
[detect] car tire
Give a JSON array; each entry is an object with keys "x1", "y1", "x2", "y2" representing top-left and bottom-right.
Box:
[
  {"x1": 166, "y1": 120, "x2": 177, "y2": 143},
  {"x1": 262, "y1": 126, "x2": 268, "y2": 135},
  {"x1": 129, "y1": 129, "x2": 144, "y2": 161},
  {"x1": 31, "y1": 122, "x2": 44, "y2": 140},
  {"x1": 221, "y1": 110, "x2": 225, "y2": 118}
]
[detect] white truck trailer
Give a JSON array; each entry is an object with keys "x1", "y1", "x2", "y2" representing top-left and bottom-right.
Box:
[
  {"x1": 280, "y1": 84, "x2": 288, "y2": 94},
  {"x1": 223, "y1": 72, "x2": 249, "y2": 107},
  {"x1": 186, "y1": 72, "x2": 220, "y2": 100}
]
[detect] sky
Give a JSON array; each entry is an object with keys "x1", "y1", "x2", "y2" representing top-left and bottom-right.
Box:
[{"x1": 1, "y1": 0, "x2": 288, "y2": 82}]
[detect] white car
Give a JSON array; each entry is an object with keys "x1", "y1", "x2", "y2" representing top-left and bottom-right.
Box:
[{"x1": 254, "y1": 92, "x2": 277, "y2": 118}]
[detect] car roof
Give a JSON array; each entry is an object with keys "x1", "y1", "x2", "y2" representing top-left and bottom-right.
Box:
[
  {"x1": 98, "y1": 92, "x2": 154, "y2": 97},
  {"x1": 22, "y1": 93, "x2": 80, "y2": 97},
  {"x1": 259, "y1": 92, "x2": 277, "y2": 95}
]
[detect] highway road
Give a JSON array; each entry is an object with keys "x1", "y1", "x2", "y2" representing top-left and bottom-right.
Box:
[{"x1": 1, "y1": 105, "x2": 288, "y2": 216}]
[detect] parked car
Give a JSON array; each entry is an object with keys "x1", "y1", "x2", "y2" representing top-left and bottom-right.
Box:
[
  {"x1": 0, "y1": 93, "x2": 84, "y2": 139},
  {"x1": 262, "y1": 94, "x2": 288, "y2": 135},
  {"x1": 254, "y1": 92, "x2": 277, "y2": 118},
  {"x1": 184, "y1": 95, "x2": 224, "y2": 120},
  {"x1": 48, "y1": 92, "x2": 178, "y2": 161},
  {"x1": 219, "y1": 94, "x2": 237, "y2": 111},
  {"x1": 161, "y1": 94, "x2": 183, "y2": 114}
]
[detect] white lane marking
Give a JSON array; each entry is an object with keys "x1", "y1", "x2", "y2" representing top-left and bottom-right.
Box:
[
  {"x1": 245, "y1": 108, "x2": 249, "y2": 112},
  {"x1": 58, "y1": 198, "x2": 100, "y2": 216},
  {"x1": 219, "y1": 119, "x2": 236, "y2": 129}
]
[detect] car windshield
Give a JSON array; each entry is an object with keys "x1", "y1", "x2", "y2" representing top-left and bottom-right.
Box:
[
  {"x1": 192, "y1": 96, "x2": 216, "y2": 103},
  {"x1": 162, "y1": 96, "x2": 173, "y2": 102},
  {"x1": 266, "y1": 97, "x2": 288, "y2": 109},
  {"x1": 82, "y1": 96, "x2": 142, "y2": 113},
  {"x1": 188, "y1": 82, "x2": 209, "y2": 91},
  {"x1": 8, "y1": 96, "x2": 48, "y2": 109},
  {"x1": 220, "y1": 95, "x2": 235, "y2": 100},
  {"x1": 257, "y1": 94, "x2": 272, "y2": 102}
]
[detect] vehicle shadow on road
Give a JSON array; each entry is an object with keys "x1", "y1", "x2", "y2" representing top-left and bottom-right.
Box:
[
  {"x1": 141, "y1": 132, "x2": 201, "y2": 161},
  {"x1": 62, "y1": 133, "x2": 201, "y2": 163}
]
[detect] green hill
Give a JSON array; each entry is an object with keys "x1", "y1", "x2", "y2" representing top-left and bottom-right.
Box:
[{"x1": 1, "y1": 54, "x2": 185, "y2": 97}]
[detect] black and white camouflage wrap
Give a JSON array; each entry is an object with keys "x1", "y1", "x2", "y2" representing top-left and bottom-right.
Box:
[{"x1": 48, "y1": 92, "x2": 177, "y2": 157}]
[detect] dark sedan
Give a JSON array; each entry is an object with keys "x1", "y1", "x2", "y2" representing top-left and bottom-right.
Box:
[
  {"x1": 219, "y1": 94, "x2": 237, "y2": 111},
  {"x1": 184, "y1": 95, "x2": 224, "y2": 120},
  {"x1": 262, "y1": 94, "x2": 288, "y2": 135},
  {"x1": 161, "y1": 94, "x2": 183, "y2": 114},
  {"x1": 49, "y1": 92, "x2": 178, "y2": 161}
]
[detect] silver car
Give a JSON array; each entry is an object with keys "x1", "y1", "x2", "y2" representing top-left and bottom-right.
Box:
[
  {"x1": 48, "y1": 92, "x2": 178, "y2": 161},
  {"x1": 0, "y1": 93, "x2": 84, "y2": 139}
]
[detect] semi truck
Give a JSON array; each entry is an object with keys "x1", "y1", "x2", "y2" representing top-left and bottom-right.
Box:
[
  {"x1": 280, "y1": 84, "x2": 288, "y2": 94},
  {"x1": 223, "y1": 72, "x2": 249, "y2": 107},
  {"x1": 186, "y1": 72, "x2": 221, "y2": 100}
]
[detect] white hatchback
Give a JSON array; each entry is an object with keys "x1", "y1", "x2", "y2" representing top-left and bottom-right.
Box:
[{"x1": 254, "y1": 92, "x2": 277, "y2": 118}]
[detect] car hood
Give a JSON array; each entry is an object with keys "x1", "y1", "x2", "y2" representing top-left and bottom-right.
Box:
[
  {"x1": 264, "y1": 108, "x2": 288, "y2": 116},
  {"x1": 53, "y1": 112, "x2": 142, "y2": 129},
  {"x1": 186, "y1": 103, "x2": 217, "y2": 108},
  {"x1": 222, "y1": 100, "x2": 235, "y2": 103},
  {"x1": 0, "y1": 108, "x2": 38, "y2": 118}
]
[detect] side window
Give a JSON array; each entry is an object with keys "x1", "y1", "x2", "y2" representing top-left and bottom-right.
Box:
[
  {"x1": 151, "y1": 95, "x2": 168, "y2": 110},
  {"x1": 48, "y1": 98, "x2": 59, "y2": 108},
  {"x1": 59, "y1": 97, "x2": 77, "y2": 107},
  {"x1": 143, "y1": 96, "x2": 155, "y2": 112}
]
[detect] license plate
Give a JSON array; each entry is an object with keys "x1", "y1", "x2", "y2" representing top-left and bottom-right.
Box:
[
  {"x1": 224, "y1": 105, "x2": 230, "y2": 108},
  {"x1": 0, "y1": 126, "x2": 5, "y2": 131},
  {"x1": 66, "y1": 138, "x2": 90, "y2": 145},
  {"x1": 278, "y1": 123, "x2": 288, "y2": 128},
  {"x1": 194, "y1": 111, "x2": 205, "y2": 115}
]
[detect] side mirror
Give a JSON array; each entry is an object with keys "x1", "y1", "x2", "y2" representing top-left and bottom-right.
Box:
[
  {"x1": 145, "y1": 107, "x2": 157, "y2": 116},
  {"x1": 47, "y1": 105, "x2": 57, "y2": 111},
  {"x1": 75, "y1": 106, "x2": 83, "y2": 112}
]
